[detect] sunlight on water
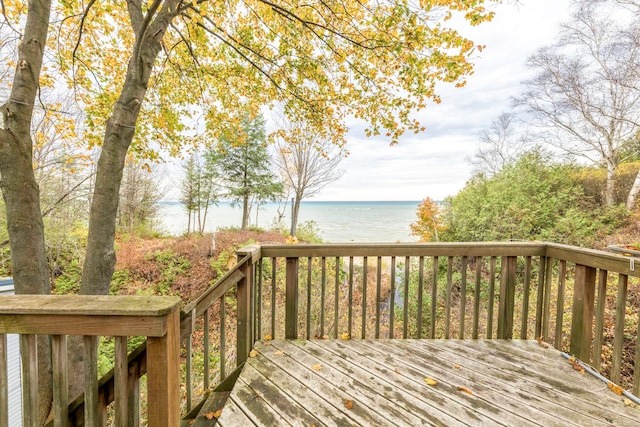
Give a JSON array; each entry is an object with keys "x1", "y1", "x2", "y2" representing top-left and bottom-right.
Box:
[{"x1": 156, "y1": 201, "x2": 420, "y2": 243}]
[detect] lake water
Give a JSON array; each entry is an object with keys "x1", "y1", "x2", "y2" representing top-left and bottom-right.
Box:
[{"x1": 156, "y1": 201, "x2": 421, "y2": 243}]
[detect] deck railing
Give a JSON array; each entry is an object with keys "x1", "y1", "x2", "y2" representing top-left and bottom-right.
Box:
[
  {"x1": 0, "y1": 295, "x2": 181, "y2": 427},
  {"x1": 0, "y1": 241, "x2": 638, "y2": 426},
  {"x1": 255, "y1": 242, "x2": 640, "y2": 396}
]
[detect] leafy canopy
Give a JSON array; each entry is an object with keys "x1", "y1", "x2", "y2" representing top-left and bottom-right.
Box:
[{"x1": 50, "y1": 0, "x2": 496, "y2": 161}]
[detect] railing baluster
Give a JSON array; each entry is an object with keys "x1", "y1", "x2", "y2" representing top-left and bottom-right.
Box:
[
  {"x1": 473, "y1": 257, "x2": 481, "y2": 339},
  {"x1": 445, "y1": 257, "x2": 453, "y2": 339},
  {"x1": 362, "y1": 256, "x2": 368, "y2": 339},
  {"x1": 430, "y1": 256, "x2": 438, "y2": 339},
  {"x1": 554, "y1": 260, "x2": 567, "y2": 349},
  {"x1": 348, "y1": 256, "x2": 354, "y2": 338},
  {"x1": 285, "y1": 257, "x2": 300, "y2": 340},
  {"x1": 220, "y1": 296, "x2": 226, "y2": 380},
  {"x1": 417, "y1": 256, "x2": 424, "y2": 339},
  {"x1": 487, "y1": 257, "x2": 496, "y2": 339},
  {"x1": 320, "y1": 257, "x2": 326, "y2": 338},
  {"x1": 459, "y1": 256, "x2": 468, "y2": 339},
  {"x1": 334, "y1": 257, "x2": 340, "y2": 339},
  {"x1": 52, "y1": 335, "x2": 68, "y2": 426},
  {"x1": 542, "y1": 257, "x2": 554, "y2": 340},
  {"x1": 611, "y1": 274, "x2": 628, "y2": 384},
  {"x1": 20, "y1": 334, "x2": 37, "y2": 427},
  {"x1": 84, "y1": 335, "x2": 100, "y2": 426},
  {"x1": 390, "y1": 256, "x2": 396, "y2": 339},
  {"x1": 375, "y1": 257, "x2": 382, "y2": 339},
  {"x1": 128, "y1": 359, "x2": 141, "y2": 427},
  {"x1": 203, "y1": 308, "x2": 210, "y2": 391},
  {"x1": 307, "y1": 257, "x2": 312, "y2": 340},
  {"x1": 403, "y1": 256, "x2": 410, "y2": 339},
  {"x1": 593, "y1": 270, "x2": 607, "y2": 370},
  {"x1": 271, "y1": 257, "x2": 277, "y2": 338},
  {"x1": 634, "y1": 313, "x2": 640, "y2": 396},
  {"x1": 535, "y1": 256, "x2": 546, "y2": 339},
  {"x1": 114, "y1": 336, "x2": 128, "y2": 427},
  {"x1": 185, "y1": 333, "x2": 193, "y2": 411},
  {"x1": 256, "y1": 258, "x2": 263, "y2": 340},
  {"x1": 521, "y1": 256, "x2": 532, "y2": 339},
  {"x1": 0, "y1": 334, "x2": 7, "y2": 427}
]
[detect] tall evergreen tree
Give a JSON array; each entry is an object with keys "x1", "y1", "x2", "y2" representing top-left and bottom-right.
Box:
[{"x1": 212, "y1": 114, "x2": 283, "y2": 229}]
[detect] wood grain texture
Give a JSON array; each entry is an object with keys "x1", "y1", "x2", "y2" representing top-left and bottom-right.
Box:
[{"x1": 218, "y1": 339, "x2": 640, "y2": 426}]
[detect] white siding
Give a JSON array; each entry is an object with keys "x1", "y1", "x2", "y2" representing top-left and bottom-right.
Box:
[{"x1": 0, "y1": 279, "x2": 22, "y2": 426}]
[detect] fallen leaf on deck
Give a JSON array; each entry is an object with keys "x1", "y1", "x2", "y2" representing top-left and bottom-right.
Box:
[
  {"x1": 264, "y1": 334, "x2": 273, "y2": 341},
  {"x1": 568, "y1": 358, "x2": 585, "y2": 374},
  {"x1": 457, "y1": 386, "x2": 473, "y2": 395},
  {"x1": 608, "y1": 382, "x2": 624, "y2": 396},
  {"x1": 312, "y1": 363, "x2": 323, "y2": 371},
  {"x1": 274, "y1": 350, "x2": 283, "y2": 355},
  {"x1": 249, "y1": 350, "x2": 258, "y2": 358},
  {"x1": 395, "y1": 368, "x2": 401, "y2": 374},
  {"x1": 453, "y1": 364, "x2": 461, "y2": 369},
  {"x1": 204, "y1": 409, "x2": 222, "y2": 420},
  {"x1": 344, "y1": 399, "x2": 353, "y2": 409},
  {"x1": 537, "y1": 336, "x2": 550, "y2": 349},
  {"x1": 623, "y1": 398, "x2": 640, "y2": 409},
  {"x1": 340, "y1": 332, "x2": 351, "y2": 340},
  {"x1": 425, "y1": 377, "x2": 437, "y2": 386}
]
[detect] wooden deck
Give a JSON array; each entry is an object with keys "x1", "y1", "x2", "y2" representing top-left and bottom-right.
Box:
[{"x1": 215, "y1": 339, "x2": 639, "y2": 426}]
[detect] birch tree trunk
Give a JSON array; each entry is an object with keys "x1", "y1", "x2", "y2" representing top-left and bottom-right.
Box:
[{"x1": 627, "y1": 168, "x2": 640, "y2": 209}]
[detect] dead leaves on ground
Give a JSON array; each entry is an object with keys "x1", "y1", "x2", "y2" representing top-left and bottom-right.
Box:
[
  {"x1": 537, "y1": 336, "x2": 550, "y2": 349},
  {"x1": 340, "y1": 332, "x2": 351, "y2": 340},
  {"x1": 568, "y1": 357, "x2": 585, "y2": 374},
  {"x1": 203, "y1": 409, "x2": 223, "y2": 420},
  {"x1": 608, "y1": 382, "x2": 624, "y2": 396},
  {"x1": 425, "y1": 377, "x2": 438, "y2": 386},
  {"x1": 312, "y1": 363, "x2": 323, "y2": 371},
  {"x1": 249, "y1": 349, "x2": 258, "y2": 358},
  {"x1": 344, "y1": 399, "x2": 354, "y2": 410},
  {"x1": 457, "y1": 386, "x2": 474, "y2": 395}
]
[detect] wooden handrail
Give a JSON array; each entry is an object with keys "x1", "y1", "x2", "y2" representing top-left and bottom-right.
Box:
[{"x1": 0, "y1": 295, "x2": 181, "y2": 427}]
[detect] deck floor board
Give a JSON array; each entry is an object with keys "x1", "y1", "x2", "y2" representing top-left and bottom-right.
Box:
[{"x1": 216, "y1": 339, "x2": 640, "y2": 426}]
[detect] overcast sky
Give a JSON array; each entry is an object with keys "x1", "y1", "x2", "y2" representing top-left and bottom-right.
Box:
[{"x1": 309, "y1": 0, "x2": 573, "y2": 201}]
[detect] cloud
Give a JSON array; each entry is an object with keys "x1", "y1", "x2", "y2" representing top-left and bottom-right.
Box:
[{"x1": 314, "y1": 0, "x2": 573, "y2": 201}]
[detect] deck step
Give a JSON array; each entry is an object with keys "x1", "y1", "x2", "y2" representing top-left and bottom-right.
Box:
[{"x1": 181, "y1": 391, "x2": 231, "y2": 426}]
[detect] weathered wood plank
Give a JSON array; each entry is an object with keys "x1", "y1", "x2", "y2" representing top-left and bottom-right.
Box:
[
  {"x1": 410, "y1": 339, "x2": 636, "y2": 426},
  {"x1": 114, "y1": 336, "x2": 128, "y2": 427},
  {"x1": 216, "y1": 397, "x2": 255, "y2": 427},
  {"x1": 440, "y1": 340, "x2": 640, "y2": 424},
  {"x1": 612, "y1": 274, "x2": 628, "y2": 384},
  {"x1": 20, "y1": 334, "x2": 37, "y2": 427},
  {"x1": 230, "y1": 378, "x2": 293, "y2": 426},
  {"x1": 570, "y1": 265, "x2": 596, "y2": 362},
  {"x1": 593, "y1": 269, "x2": 607, "y2": 370},
  {"x1": 52, "y1": 335, "x2": 68, "y2": 426},
  {"x1": 83, "y1": 335, "x2": 101, "y2": 427}
]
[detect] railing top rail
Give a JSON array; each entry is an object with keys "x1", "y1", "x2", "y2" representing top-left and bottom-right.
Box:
[
  {"x1": 259, "y1": 241, "x2": 547, "y2": 258},
  {"x1": 0, "y1": 295, "x2": 181, "y2": 337},
  {"x1": 0, "y1": 295, "x2": 181, "y2": 316},
  {"x1": 546, "y1": 243, "x2": 640, "y2": 277}
]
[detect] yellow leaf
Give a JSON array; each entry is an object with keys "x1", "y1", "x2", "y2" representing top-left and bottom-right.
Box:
[
  {"x1": 457, "y1": 386, "x2": 473, "y2": 395},
  {"x1": 264, "y1": 334, "x2": 273, "y2": 341},
  {"x1": 249, "y1": 350, "x2": 258, "y2": 358},
  {"x1": 608, "y1": 382, "x2": 624, "y2": 396},
  {"x1": 537, "y1": 336, "x2": 550, "y2": 349},
  {"x1": 274, "y1": 350, "x2": 283, "y2": 355},
  {"x1": 622, "y1": 398, "x2": 640, "y2": 409},
  {"x1": 344, "y1": 399, "x2": 353, "y2": 410},
  {"x1": 312, "y1": 363, "x2": 323, "y2": 371},
  {"x1": 453, "y1": 364, "x2": 461, "y2": 369},
  {"x1": 340, "y1": 332, "x2": 350, "y2": 340},
  {"x1": 425, "y1": 377, "x2": 437, "y2": 386}
]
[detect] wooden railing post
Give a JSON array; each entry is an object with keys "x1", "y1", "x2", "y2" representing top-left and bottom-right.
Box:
[
  {"x1": 236, "y1": 245, "x2": 260, "y2": 365},
  {"x1": 146, "y1": 308, "x2": 180, "y2": 427},
  {"x1": 570, "y1": 264, "x2": 596, "y2": 361},
  {"x1": 285, "y1": 257, "x2": 299, "y2": 339},
  {"x1": 497, "y1": 256, "x2": 517, "y2": 339}
]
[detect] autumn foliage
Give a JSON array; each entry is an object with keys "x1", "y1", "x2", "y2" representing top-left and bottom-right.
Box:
[{"x1": 410, "y1": 197, "x2": 446, "y2": 242}]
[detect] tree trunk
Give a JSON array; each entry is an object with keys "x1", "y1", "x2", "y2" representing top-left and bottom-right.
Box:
[
  {"x1": 242, "y1": 194, "x2": 249, "y2": 229},
  {"x1": 627, "y1": 168, "x2": 640, "y2": 209},
  {"x1": 290, "y1": 195, "x2": 302, "y2": 237},
  {"x1": 605, "y1": 160, "x2": 616, "y2": 207},
  {"x1": 0, "y1": 0, "x2": 53, "y2": 422}
]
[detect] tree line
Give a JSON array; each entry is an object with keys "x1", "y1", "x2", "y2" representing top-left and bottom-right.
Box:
[{"x1": 413, "y1": 0, "x2": 640, "y2": 247}]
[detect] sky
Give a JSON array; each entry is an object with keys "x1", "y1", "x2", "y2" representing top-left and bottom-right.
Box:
[{"x1": 309, "y1": 0, "x2": 574, "y2": 202}]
